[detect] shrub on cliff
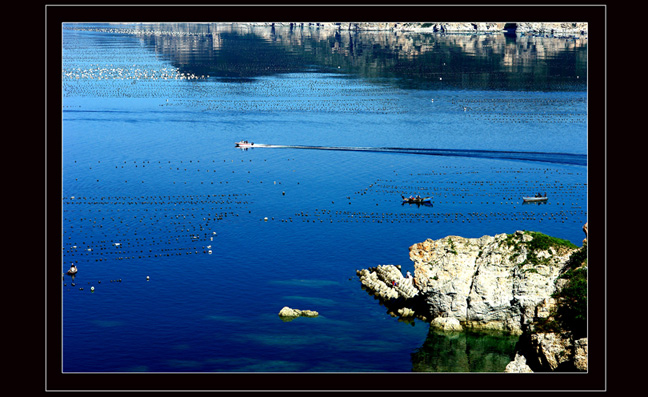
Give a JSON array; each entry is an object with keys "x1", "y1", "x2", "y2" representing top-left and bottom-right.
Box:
[
  {"x1": 554, "y1": 263, "x2": 587, "y2": 339},
  {"x1": 524, "y1": 232, "x2": 578, "y2": 266},
  {"x1": 504, "y1": 231, "x2": 578, "y2": 267},
  {"x1": 528, "y1": 245, "x2": 587, "y2": 338}
]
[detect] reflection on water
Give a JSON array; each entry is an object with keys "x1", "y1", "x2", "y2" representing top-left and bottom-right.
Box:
[
  {"x1": 75, "y1": 22, "x2": 586, "y2": 91},
  {"x1": 411, "y1": 329, "x2": 519, "y2": 372}
]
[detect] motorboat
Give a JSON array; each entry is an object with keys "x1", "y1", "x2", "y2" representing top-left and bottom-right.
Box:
[{"x1": 235, "y1": 141, "x2": 254, "y2": 148}]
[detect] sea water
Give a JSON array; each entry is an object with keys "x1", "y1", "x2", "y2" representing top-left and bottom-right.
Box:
[{"x1": 60, "y1": 23, "x2": 587, "y2": 372}]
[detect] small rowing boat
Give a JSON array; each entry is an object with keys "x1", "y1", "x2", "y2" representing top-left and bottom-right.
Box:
[
  {"x1": 402, "y1": 195, "x2": 431, "y2": 204},
  {"x1": 522, "y1": 196, "x2": 548, "y2": 202}
]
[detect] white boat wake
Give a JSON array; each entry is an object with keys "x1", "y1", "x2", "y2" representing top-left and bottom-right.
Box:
[{"x1": 238, "y1": 143, "x2": 586, "y2": 166}]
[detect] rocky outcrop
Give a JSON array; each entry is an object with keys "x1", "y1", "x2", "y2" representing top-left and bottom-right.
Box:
[
  {"x1": 357, "y1": 226, "x2": 588, "y2": 371},
  {"x1": 408, "y1": 231, "x2": 577, "y2": 334},
  {"x1": 357, "y1": 230, "x2": 579, "y2": 333},
  {"x1": 357, "y1": 264, "x2": 424, "y2": 320},
  {"x1": 430, "y1": 317, "x2": 463, "y2": 332},
  {"x1": 357, "y1": 264, "x2": 419, "y2": 301},
  {"x1": 278, "y1": 306, "x2": 319, "y2": 321}
]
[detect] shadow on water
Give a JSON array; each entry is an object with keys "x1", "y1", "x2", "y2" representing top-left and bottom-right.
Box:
[
  {"x1": 411, "y1": 329, "x2": 519, "y2": 372},
  {"x1": 125, "y1": 23, "x2": 586, "y2": 91}
]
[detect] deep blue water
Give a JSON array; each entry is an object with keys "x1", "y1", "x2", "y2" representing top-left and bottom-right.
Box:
[{"x1": 60, "y1": 23, "x2": 587, "y2": 372}]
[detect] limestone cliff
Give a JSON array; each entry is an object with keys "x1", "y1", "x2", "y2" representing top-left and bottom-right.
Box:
[
  {"x1": 357, "y1": 230, "x2": 579, "y2": 334},
  {"x1": 408, "y1": 231, "x2": 578, "y2": 334}
]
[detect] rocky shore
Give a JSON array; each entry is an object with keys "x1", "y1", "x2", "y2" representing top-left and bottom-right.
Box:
[
  {"x1": 356, "y1": 224, "x2": 588, "y2": 372},
  {"x1": 242, "y1": 22, "x2": 587, "y2": 38}
]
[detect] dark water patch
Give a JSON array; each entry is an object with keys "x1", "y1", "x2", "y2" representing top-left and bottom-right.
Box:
[{"x1": 411, "y1": 329, "x2": 519, "y2": 372}]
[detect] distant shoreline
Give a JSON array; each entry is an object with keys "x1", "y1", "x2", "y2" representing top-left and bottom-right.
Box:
[{"x1": 236, "y1": 22, "x2": 588, "y2": 38}]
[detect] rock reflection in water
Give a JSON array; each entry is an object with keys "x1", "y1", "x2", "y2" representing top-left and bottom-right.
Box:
[
  {"x1": 411, "y1": 329, "x2": 518, "y2": 372},
  {"x1": 120, "y1": 22, "x2": 586, "y2": 91}
]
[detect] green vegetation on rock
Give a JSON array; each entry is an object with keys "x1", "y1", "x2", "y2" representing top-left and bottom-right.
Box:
[
  {"x1": 532, "y1": 245, "x2": 587, "y2": 338},
  {"x1": 505, "y1": 231, "x2": 578, "y2": 267}
]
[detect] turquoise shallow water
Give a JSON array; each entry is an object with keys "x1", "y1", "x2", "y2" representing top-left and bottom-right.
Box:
[{"x1": 60, "y1": 23, "x2": 587, "y2": 373}]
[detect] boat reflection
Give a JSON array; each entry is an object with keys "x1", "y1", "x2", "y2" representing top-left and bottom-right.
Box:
[
  {"x1": 522, "y1": 200, "x2": 548, "y2": 205},
  {"x1": 401, "y1": 201, "x2": 433, "y2": 207}
]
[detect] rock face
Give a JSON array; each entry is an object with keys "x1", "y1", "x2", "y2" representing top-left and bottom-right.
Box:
[
  {"x1": 408, "y1": 231, "x2": 577, "y2": 334},
  {"x1": 515, "y1": 22, "x2": 588, "y2": 37},
  {"x1": 513, "y1": 332, "x2": 588, "y2": 372},
  {"x1": 505, "y1": 353, "x2": 534, "y2": 373}
]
